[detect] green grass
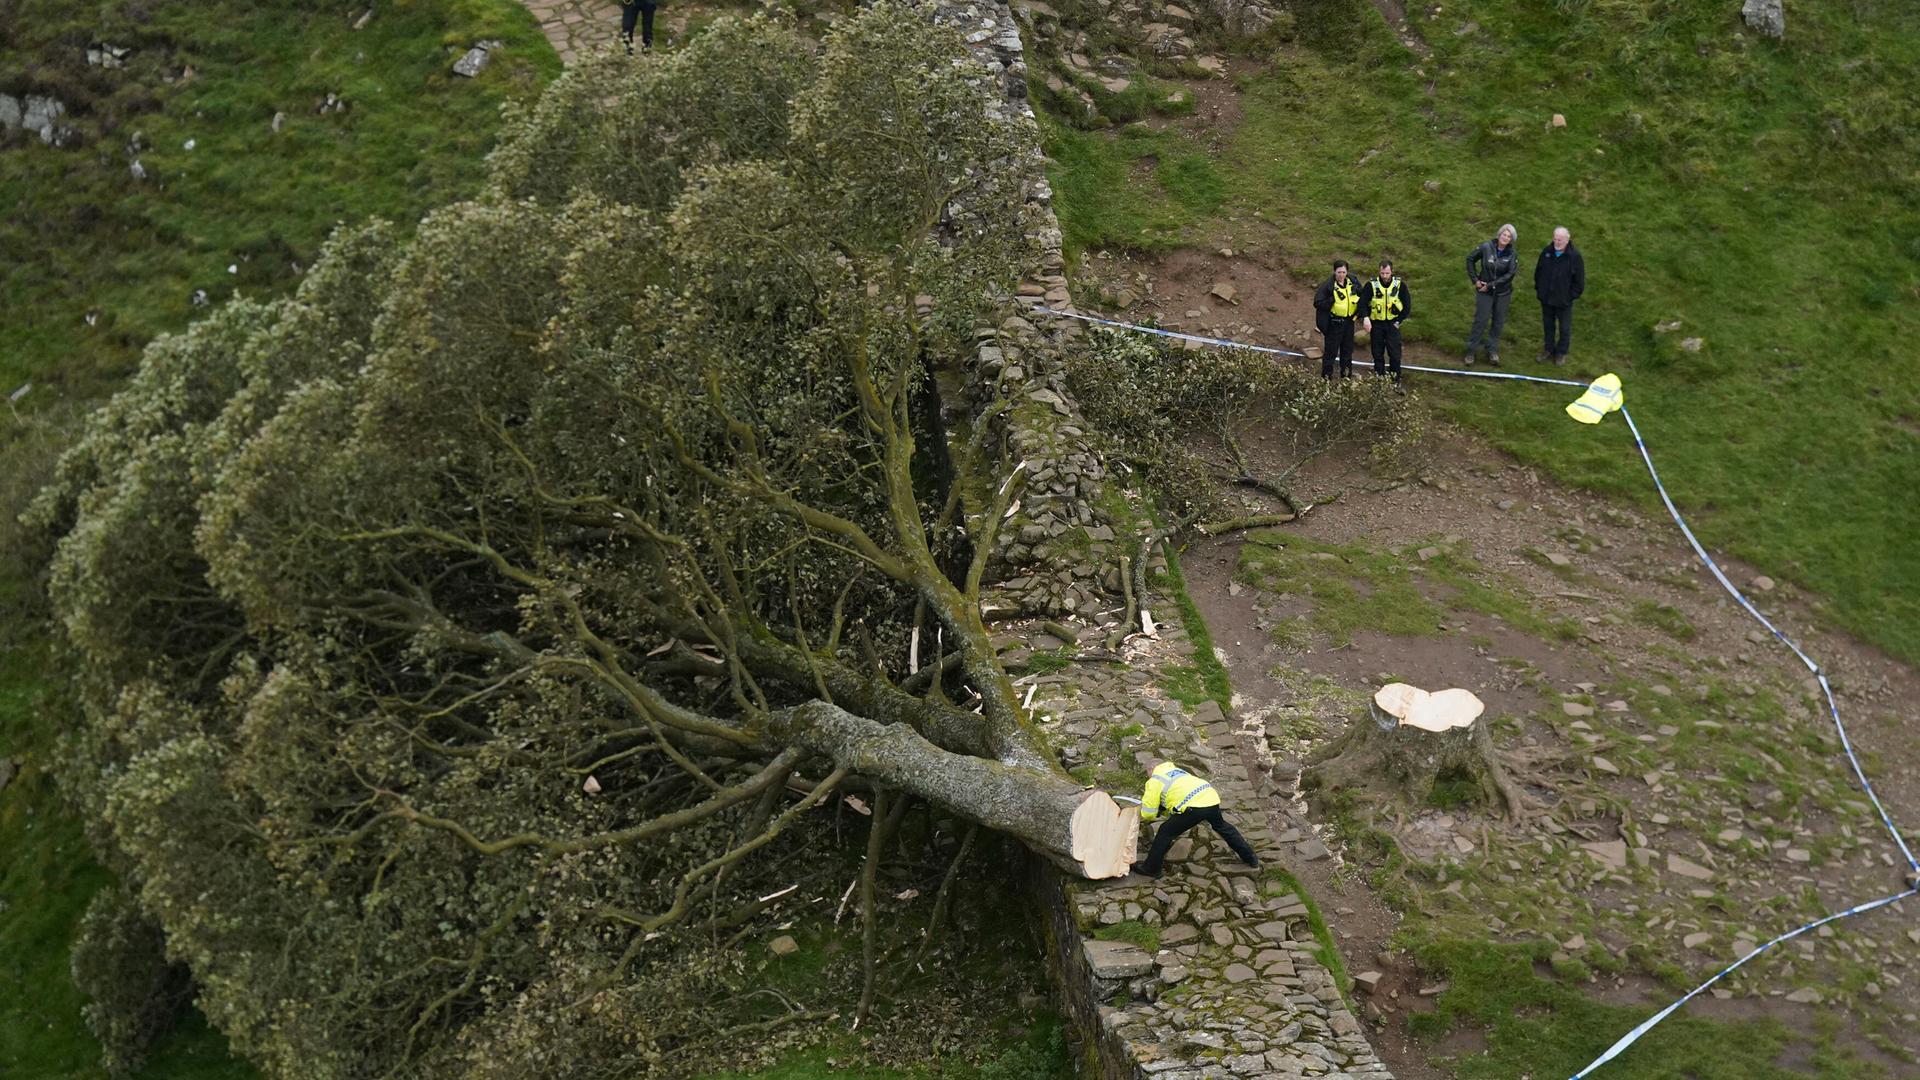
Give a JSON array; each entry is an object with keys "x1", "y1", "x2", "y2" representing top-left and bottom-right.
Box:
[
  {"x1": 0, "y1": 0, "x2": 560, "y2": 407},
  {"x1": 1152, "y1": 541, "x2": 1233, "y2": 711},
  {"x1": 701, "y1": 1011, "x2": 1071, "y2": 1080},
  {"x1": 0, "y1": 2, "x2": 557, "y2": 1076},
  {"x1": 1092, "y1": 919, "x2": 1162, "y2": 952},
  {"x1": 1631, "y1": 599, "x2": 1699, "y2": 642},
  {"x1": 1040, "y1": 0, "x2": 1920, "y2": 665},
  {"x1": 1405, "y1": 935, "x2": 1893, "y2": 1079},
  {"x1": 1237, "y1": 530, "x2": 1445, "y2": 646}
]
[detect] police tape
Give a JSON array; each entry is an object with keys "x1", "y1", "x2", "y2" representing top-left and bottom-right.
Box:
[{"x1": 1023, "y1": 302, "x2": 1918, "y2": 1078}]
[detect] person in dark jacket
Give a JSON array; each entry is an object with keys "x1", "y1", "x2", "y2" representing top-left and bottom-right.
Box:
[
  {"x1": 1359, "y1": 257, "x2": 1410, "y2": 384},
  {"x1": 1533, "y1": 227, "x2": 1585, "y2": 364},
  {"x1": 620, "y1": 0, "x2": 658, "y2": 52},
  {"x1": 1313, "y1": 259, "x2": 1361, "y2": 379},
  {"x1": 1462, "y1": 223, "x2": 1518, "y2": 366}
]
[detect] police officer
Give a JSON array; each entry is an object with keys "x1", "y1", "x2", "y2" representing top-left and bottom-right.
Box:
[
  {"x1": 1359, "y1": 257, "x2": 1410, "y2": 383},
  {"x1": 620, "y1": 0, "x2": 658, "y2": 52},
  {"x1": 1130, "y1": 761, "x2": 1260, "y2": 879},
  {"x1": 1313, "y1": 259, "x2": 1360, "y2": 379}
]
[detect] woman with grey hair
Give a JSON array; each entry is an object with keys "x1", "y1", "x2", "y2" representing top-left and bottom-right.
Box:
[{"x1": 1462, "y1": 223, "x2": 1518, "y2": 366}]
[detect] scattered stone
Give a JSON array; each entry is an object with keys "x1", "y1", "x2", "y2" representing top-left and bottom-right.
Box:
[
  {"x1": 1194, "y1": 56, "x2": 1225, "y2": 75},
  {"x1": 1423, "y1": 179, "x2": 1442, "y2": 193},
  {"x1": 1160, "y1": 923, "x2": 1199, "y2": 946},
  {"x1": 1785, "y1": 848, "x2": 1811, "y2": 863},
  {"x1": 1295, "y1": 836, "x2": 1331, "y2": 861},
  {"x1": 1667, "y1": 854, "x2": 1713, "y2": 881},
  {"x1": 86, "y1": 42, "x2": 133, "y2": 69},
  {"x1": 271, "y1": 111, "x2": 287, "y2": 133},
  {"x1": 1416, "y1": 546, "x2": 1441, "y2": 561},
  {"x1": 769, "y1": 935, "x2": 799, "y2": 956},
  {"x1": 1084, "y1": 939, "x2": 1154, "y2": 979},
  {"x1": 1562, "y1": 701, "x2": 1595, "y2": 716},
  {"x1": 1784, "y1": 987, "x2": 1821, "y2": 1004},
  {"x1": 1590, "y1": 755, "x2": 1619, "y2": 775},
  {"x1": 452, "y1": 40, "x2": 504, "y2": 78},
  {"x1": 1581, "y1": 840, "x2": 1627, "y2": 869},
  {"x1": 129, "y1": 158, "x2": 147, "y2": 181},
  {"x1": 1683, "y1": 932, "x2": 1712, "y2": 949},
  {"x1": 1550, "y1": 113, "x2": 1567, "y2": 128},
  {"x1": 1210, "y1": 282, "x2": 1237, "y2": 304},
  {"x1": 1750, "y1": 575, "x2": 1775, "y2": 592},
  {"x1": 1679, "y1": 337, "x2": 1705, "y2": 352},
  {"x1": 1353, "y1": 971, "x2": 1384, "y2": 993},
  {"x1": 1496, "y1": 498, "x2": 1517, "y2": 511}
]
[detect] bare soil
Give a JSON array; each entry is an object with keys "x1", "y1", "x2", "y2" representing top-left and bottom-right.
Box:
[{"x1": 1172, "y1": 418, "x2": 1920, "y2": 1074}]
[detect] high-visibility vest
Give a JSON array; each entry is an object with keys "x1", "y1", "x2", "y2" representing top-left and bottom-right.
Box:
[
  {"x1": 1140, "y1": 762, "x2": 1221, "y2": 822},
  {"x1": 1566, "y1": 373, "x2": 1624, "y2": 424},
  {"x1": 1368, "y1": 277, "x2": 1404, "y2": 320},
  {"x1": 1329, "y1": 280, "x2": 1358, "y2": 318}
]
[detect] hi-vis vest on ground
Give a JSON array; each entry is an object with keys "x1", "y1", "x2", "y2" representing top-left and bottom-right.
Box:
[
  {"x1": 1566, "y1": 373, "x2": 1624, "y2": 424},
  {"x1": 1329, "y1": 280, "x2": 1358, "y2": 318},
  {"x1": 1139, "y1": 762, "x2": 1221, "y2": 821},
  {"x1": 1368, "y1": 277, "x2": 1404, "y2": 320}
]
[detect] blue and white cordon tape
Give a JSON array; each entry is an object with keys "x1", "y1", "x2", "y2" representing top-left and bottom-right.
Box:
[{"x1": 1025, "y1": 302, "x2": 1918, "y2": 1078}]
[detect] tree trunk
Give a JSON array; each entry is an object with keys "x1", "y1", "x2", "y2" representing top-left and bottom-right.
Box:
[
  {"x1": 1301, "y1": 689, "x2": 1527, "y2": 818},
  {"x1": 772, "y1": 701, "x2": 1138, "y2": 877}
]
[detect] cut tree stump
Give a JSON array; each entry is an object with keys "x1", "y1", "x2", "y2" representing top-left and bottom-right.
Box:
[{"x1": 1301, "y1": 683, "x2": 1528, "y2": 818}]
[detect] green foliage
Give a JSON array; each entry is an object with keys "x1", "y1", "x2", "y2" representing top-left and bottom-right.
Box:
[
  {"x1": 68, "y1": 885, "x2": 188, "y2": 1078},
  {"x1": 1040, "y1": 0, "x2": 1920, "y2": 664},
  {"x1": 1069, "y1": 328, "x2": 1424, "y2": 522},
  {"x1": 21, "y1": 8, "x2": 1042, "y2": 1078}
]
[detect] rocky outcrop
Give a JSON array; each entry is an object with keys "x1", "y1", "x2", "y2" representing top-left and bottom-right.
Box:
[
  {"x1": 1741, "y1": 0, "x2": 1784, "y2": 38},
  {"x1": 0, "y1": 92, "x2": 76, "y2": 146}
]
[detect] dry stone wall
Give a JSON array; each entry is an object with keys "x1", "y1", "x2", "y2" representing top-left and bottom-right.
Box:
[{"x1": 936, "y1": 3, "x2": 1395, "y2": 1077}]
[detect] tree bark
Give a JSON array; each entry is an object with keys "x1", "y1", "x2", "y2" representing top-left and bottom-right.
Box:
[
  {"x1": 771, "y1": 701, "x2": 1137, "y2": 877},
  {"x1": 1301, "y1": 700, "x2": 1527, "y2": 818}
]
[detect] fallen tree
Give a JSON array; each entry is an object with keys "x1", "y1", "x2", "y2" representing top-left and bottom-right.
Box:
[{"x1": 26, "y1": 9, "x2": 1129, "y2": 1076}]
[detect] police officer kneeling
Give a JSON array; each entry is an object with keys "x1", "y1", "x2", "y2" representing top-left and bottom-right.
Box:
[{"x1": 1130, "y1": 761, "x2": 1261, "y2": 879}]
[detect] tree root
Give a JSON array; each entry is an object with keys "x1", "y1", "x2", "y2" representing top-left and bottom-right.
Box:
[{"x1": 1194, "y1": 512, "x2": 1299, "y2": 537}]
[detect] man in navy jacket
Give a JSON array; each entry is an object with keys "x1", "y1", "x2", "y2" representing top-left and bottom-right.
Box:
[{"x1": 1534, "y1": 227, "x2": 1586, "y2": 365}]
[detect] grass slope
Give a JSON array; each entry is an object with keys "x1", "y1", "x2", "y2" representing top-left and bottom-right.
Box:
[
  {"x1": 1039, "y1": 0, "x2": 1920, "y2": 664},
  {"x1": 0, "y1": 2, "x2": 556, "y2": 1076}
]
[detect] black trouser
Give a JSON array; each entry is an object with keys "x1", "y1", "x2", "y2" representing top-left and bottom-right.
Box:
[
  {"x1": 1321, "y1": 318, "x2": 1355, "y2": 378},
  {"x1": 1138, "y1": 805, "x2": 1258, "y2": 875},
  {"x1": 621, "y1": 1, "x2": 656, "y2": 48},
  {"x1": 1542, "y1": 302, "x2": 1573, "y2": 357},
  {"x1": 1370, "y1": 320, "x2": 1403, "y2": 379},
  {"x1": 1465, "y1": 288, "x2": 1511, "y2": 356}
]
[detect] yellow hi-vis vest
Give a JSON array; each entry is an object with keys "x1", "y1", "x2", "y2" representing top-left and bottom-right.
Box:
[
  {"x1": 1140, "y1": 762, "x2": 1221, "y2": 822},
  {"x1": 1329, "y1": 280, "x2": 1359, "y2": 318},
  {"x1": 1368, "y1": 277, "x2": 1403, "y2": 320},
  {"x1": 1566, "y1": 373, "x2": 1624, "y2": 424}
]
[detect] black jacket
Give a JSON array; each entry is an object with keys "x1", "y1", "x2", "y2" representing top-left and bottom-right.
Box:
[
  {"x1": 1313, "y1": 275, "x2": 1360, "y2": 331},
  {"x1": 1534, "y1": 243, "x2": 1585, "y2": 306},
  {"x1": 1358, "y1": 276, "x2": 1411, "y2": 324},
  {"x1": 1466, "y1": 239, "x2": 1518, "y2": 295}
]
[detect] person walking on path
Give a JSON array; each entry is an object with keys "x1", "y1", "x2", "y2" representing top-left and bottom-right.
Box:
[
  {"x1": 1462, "y1": 224, "x2": 1519, "y2": 366},
  {"x1": 620, "y1": 0, "x2": 658, "y2": 53},
  {"x1": 1130, "y1": 761, "x2": 1261, "y2": 879},
  {"x1": 1313, "y1": 259, "x2": 1361, "y2": 379},
  {"x1": 1533, "y1": 226, "x2": 1585, "y2": 364},
  {"x1": 1359, "y1": 257, "x2": 1410, "y2": 384}
]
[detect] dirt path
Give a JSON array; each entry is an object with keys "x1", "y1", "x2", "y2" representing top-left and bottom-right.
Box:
[{"x1": 1174, "y1": 418, "x2": 1920, "y2": 1073}]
